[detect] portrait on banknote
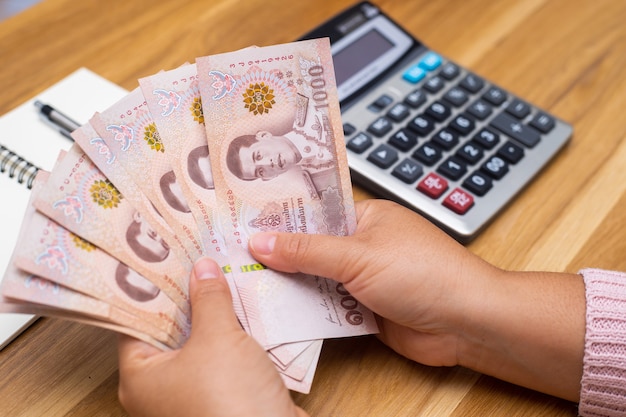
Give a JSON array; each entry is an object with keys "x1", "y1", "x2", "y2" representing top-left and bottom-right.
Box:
[
  {"x1": 125, "y1": 211, "x2": 171, "y2": 263},
  {"x1": 187, "y1": 145, "x2": 214, "y2": 190},
  {"x1": 158, "y1": 171, "x2": 192, "y2": 214},
  {"x1": 224, "y1": 92, "x2": 338, "y2": 200},
  {"x1": 115, "y1": 262, "x2": 161, "y2": 302}
]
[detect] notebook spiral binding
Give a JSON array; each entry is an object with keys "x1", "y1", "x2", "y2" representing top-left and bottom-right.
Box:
[{"x1": 0, "y1": 145, "x2": 40, "y2": 190}]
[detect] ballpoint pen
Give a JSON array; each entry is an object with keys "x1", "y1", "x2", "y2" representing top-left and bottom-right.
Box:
[{"x1": 34, "y1": 100, "x2": 81, "y2": 141}]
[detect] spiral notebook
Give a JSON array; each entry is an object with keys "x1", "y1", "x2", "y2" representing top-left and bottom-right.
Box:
[{"x1": 0, "y1": 68, "x2": 127, "y2": 350}]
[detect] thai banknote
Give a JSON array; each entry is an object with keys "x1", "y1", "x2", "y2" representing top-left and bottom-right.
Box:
[
  {"x1": 89, "y1": 87, "x2": 204, "y2": 261},
  {"x1": 0, "y1": 175, "x2": 170, "y2": 350},
  {"x1": 2, "y1": 267, "x2": 169, "y2": 350},
  {"x1": 138, "y1": 64, "x2": 227, "y2": 263},
  {"x1": 137, "y1": 65, "x2": 248, "y2": 330},
  {"x1": 269, "y1": 339, "x2": 322, "y2": 370},
  {"x1": 271, "y1": 338, "x2": 322, "y2": 381},
  {"x1": 278, "y1": 340, "x2": 323, "y2": 395},
  {"x1": 32, "y1": 145, "x2": 190, "y2": 316},
  {"x1": 72, "y1": 122, "x2": 195, "y2": 269},
  {"x1": 197, "y1": 38, "x2": 377, "y2": 345},
  {"x1": 13, "y1": 206, "x2": 190, "y2": 348}
]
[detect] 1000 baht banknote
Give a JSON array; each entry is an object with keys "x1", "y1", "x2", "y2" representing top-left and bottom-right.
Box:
[
  {"x1": 33, "y1": 145, "x2": 190, "y2": 316},
  {"x1": 139, "y1": 64, "x2": 228, "y2": 261},
  {"x1": 197, "y1": 38, "x2": 377, "y2": 346},
  {"x1": 1, "y1": 175, "x2": 172, "y2": 349},
  {"x1": 90, "y1": 88, "x2": 204, "y2": 261},
  {"x1": 14, "y1": 206, "x2": 190, "y2": 348},
  {"x1": 138, "y1": 65, "x2": 248, "y2": 331},
  {"x1": 72, "y1": 122, "x2": 195, "y2": 270}
]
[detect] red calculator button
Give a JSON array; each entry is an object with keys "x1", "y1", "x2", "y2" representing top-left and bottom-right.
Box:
[
  {"x1": 417, "y1": 172, "x2": 448, "y2": 199},
  {"x1": 443, "y1": 188, "x2": 474, "y2": 214}
]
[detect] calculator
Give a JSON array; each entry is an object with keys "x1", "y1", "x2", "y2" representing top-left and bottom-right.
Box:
[{"x1": 300, "y1": 1, "x2": 573, "y2": 243}]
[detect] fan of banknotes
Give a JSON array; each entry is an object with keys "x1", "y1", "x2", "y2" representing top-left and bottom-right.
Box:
[{"x1": 0, "y1": 39, "x2": 378, "y2": 393}]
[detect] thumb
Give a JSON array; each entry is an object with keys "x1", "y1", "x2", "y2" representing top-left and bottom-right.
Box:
[
  {"x1": 187, "y1": 257, "x2": 240, "y2": 341},
  {"x1": 249, "y1": 231, "x2": 361, "y2": 283}
]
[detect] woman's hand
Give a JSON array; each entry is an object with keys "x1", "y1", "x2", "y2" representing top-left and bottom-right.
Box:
[
  {"x1": 250, "y1": 199, "x2": 490, "y2": 367},
  {"x1": 117, "y1": 257, "x2": 309, "y2": 417},
  {"x1": 249, "y1": 199, "x2": 585, "y2": 401}
]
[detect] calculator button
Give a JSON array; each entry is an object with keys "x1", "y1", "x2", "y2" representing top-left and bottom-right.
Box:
[
  {"x1": 371, "y1": 94, "x2": 393, "y2": 110},
  {"x1": 456, "y1": 142, "x2": 484, "y2": 164},
  {"x1": 343, "y1": 123, "x2": 356, "y2": 136},
  {"x1": 449, "y1": 113, "x2": 475, "y2": 136},
  {"x1": 417, "y1": 172, "x2": 448, "y2": 199},
  {"x1": 432, "y1": 128, "x2": 459, "y2": 150},
  {"x1": 346, "y1": 132, "x2": 373, "y2": 154},
  {"x1": 423, "y1": 76, "x2": 446, "y2": 94},
  {"x1": 490, "y1": 112, "x2": 540, "y2": 147},
  {"x1": 481, "y1": 155, "x2": 509, "y2": 179},
  {"x1": 404, "y1": 89, "x2": 427, "y2": 109},
  {"x1": 496, "y1": 141, "x2": 525, "y2": 164},
  {"x1": 506, "y1": 99, "x2": 531, "y2": 119},
  {"x1": 412, "y1": 142, "x2": 443, "y2": 166},
  {"x1": 482, "y1": 86, "x2": 507, "y2": 106},
  {"x1": 472, "y1": 127, "x2": 500, "y2": 149},
  {"x1": 459, "y1": 74, "x2": 484, "y2": 93},
  {"x1": 442, "y1": 87, "x2": 469, "y2": 107},
  {"x1": 443, "y1": 188, "x2": 475, "y2": 214},
  {"x1": 407, "y1": 114, "x2": 436, "y2": 136},
  {"x1": 367, "y1": 116, "x2": 394, "y2": 137},
  {"x1": 439, "y1": 62, "x2": 460, "y2": 80},
  {"x1": 367, "y1": 144, "x2": 398, "y2": 168},
  {"x1": 388, "y1": 128, "x2": 418, "y2": 152},
  {"x1": 418, "y1": 51, "x2": 442, "y2": 71},
  {"x1": 392, "y1": 159, "x2": 423, "y2": 184},
  {"x1": 437, "y1": 156, "x2": 468, "y2": 181},
  {"x1": 403, "y1": 65, "x2": 427, "y2": 84},
  {"x1": 463, "y1": 171, "x2": 493, "y2": 196},
  {"x1": 425, "y1": 101, "x2": 452, "y2": 122},
  {"x1": 529, "y1": 112, "x2": 556, "y2": 133},
  {"x1": 386, "y1": 102, "x2": 411, "y2": 122},
  {"x1": 466, "y1": 99, "x2": 493, "y2": 120}
]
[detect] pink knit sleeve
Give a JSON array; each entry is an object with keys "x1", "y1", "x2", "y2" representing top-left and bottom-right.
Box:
[{"x1": 578, "y1": 268, "x2": 626, "y2": 417}]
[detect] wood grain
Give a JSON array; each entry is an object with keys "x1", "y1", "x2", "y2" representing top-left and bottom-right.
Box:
[{"x1": 1, "y1": 0, "x2": 624, "y2": 415}]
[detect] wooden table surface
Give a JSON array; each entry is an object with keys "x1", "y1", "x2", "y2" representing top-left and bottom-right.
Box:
[{"x1": 1, "y1": 0, "x2": 625, "y2": 415}]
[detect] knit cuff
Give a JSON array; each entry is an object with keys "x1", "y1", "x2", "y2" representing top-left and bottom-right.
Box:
[{"x1": 579, "y1": 268, "x2": 626, "y2": 417}]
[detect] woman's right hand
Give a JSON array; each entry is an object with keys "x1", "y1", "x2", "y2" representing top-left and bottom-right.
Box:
[
  {"x1": 249, "y1": 199, "x2": 585, "y2": 401},
  {"x1": 249, "y1": 199, "x2": 495, "y2": 368}
]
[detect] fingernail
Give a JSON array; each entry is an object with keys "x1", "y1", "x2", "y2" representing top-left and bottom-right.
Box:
[
  {"x1": 250, "y1": 232, "x2": 276, "y2": 255},
  {"x1": 193, "y1": 257, "x2": 221, "y2": 280}
]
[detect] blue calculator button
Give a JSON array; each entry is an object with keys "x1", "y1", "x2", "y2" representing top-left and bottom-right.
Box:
[
  {"x1": 418, "y1": 52, "x2": 442, "y2": 71},
  {"x1": 403, "y1": 65, "x2": 426, "y2": 84}
]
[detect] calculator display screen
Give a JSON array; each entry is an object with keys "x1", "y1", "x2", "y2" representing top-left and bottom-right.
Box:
[
  {"x1": 331, "y1": 15, "x2": 414, "y2": 102},
  {"x1": 333, "y1": 29, "x2": 394, "y2": 86}
]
